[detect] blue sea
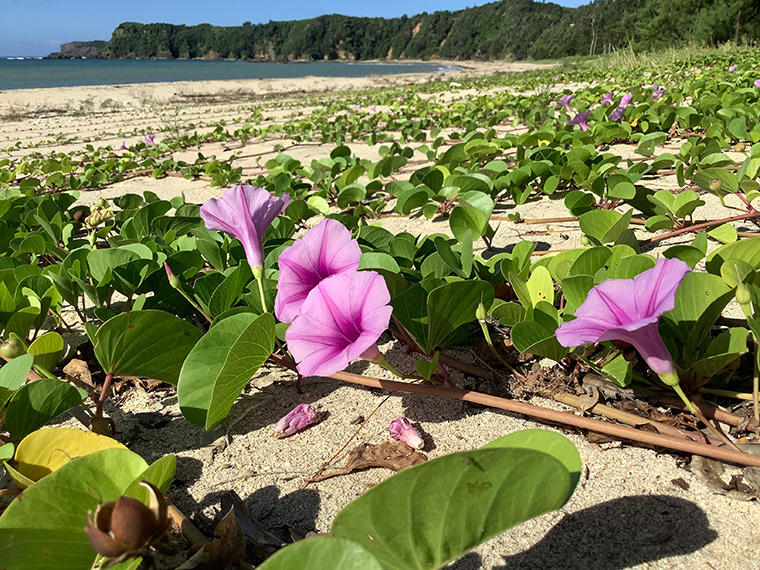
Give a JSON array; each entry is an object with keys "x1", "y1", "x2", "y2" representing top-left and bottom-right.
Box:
[{"x1": 0, "y1": 58, "x2": 458, "y2": 90}]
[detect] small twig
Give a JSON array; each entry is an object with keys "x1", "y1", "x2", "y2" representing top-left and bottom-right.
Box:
[{"x1": 305, "y1": 393, "x2": 394, "y2": 486}]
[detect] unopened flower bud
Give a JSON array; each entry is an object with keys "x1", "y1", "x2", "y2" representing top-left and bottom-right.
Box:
[
  {"x1": 476, "y1": 302, "x2": 488, "y2": 323},
  {"x1": 389, "y1": 416, "x2": 424, "y2": 450},
  {"x1": 163, "y1": 262, "x2": 182, "y2": 290},
  {"x1": 709, "y1": 179, "x2": 722, "y2": 193},
  {"x1": 274, "y1": 404, "x2": 318, "y2": 438},
  {"x1": 0, "y1": 335, "x2": 26, "y2": 360},
  {"x1": 736, "y1": 281, "x2": 753, "y2": 318}
]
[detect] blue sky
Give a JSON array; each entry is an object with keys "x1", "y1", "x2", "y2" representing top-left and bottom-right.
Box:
[{"x1": 1, "y1": 0, "x2": 587, "y2": 57}]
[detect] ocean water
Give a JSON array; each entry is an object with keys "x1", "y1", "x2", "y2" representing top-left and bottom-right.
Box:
[{"x1": 0, "y1": 58, "x2": 458, "y2": 90}]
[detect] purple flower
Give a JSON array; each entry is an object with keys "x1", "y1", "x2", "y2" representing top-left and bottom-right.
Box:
[
  {"x1": 553, "y1": 76, "x2": 560, "y2": 81},
  {"x1": 600, "y1": 92, "x2": 614, "y2": 105},
  {"x1": 285, "y1": 271, "x2": 393, "y2": 377},
  {"x1": 620, "y1": 92, "x2": 633, "y2": 107},
  {"x1": 389, "y1": 417, "x2": 424, "y2": 449},
  {"x1": 754, "y1": 79, "x2": 760, "y2": 88},
  {"x1": 729, "y1": 65, "x2": 737, "y2": 72},
  {"x1": 200, "y1": 185, "x2": 290, "y2": 271},
  {"x1": 609, "y1": 106, "x2": 626, "y2": 121},
  {"x1": 144, "y1": 134, "x2": 156, "y2": 145},
  {"x1": 274, "y1": 219, "x2": 362, "y2": 324},
  {"x1": 568, "y1": 110, "x2": 591, "y2": 131},
  {"x1": 557, "y1": 94, "x2": 574, "y2": 111},
  {"x1": 556, "y1": 258, "x2": 690, "y2": 383},
  {"x1": 118, "y1": 141, "x2": 128, "y2": 151},
  {"x1": 651, "y1": 84, "x2": 666, "y2": 100},
  {"x1": 274, "y1": 404, "x2": 318, "y2": 438}
]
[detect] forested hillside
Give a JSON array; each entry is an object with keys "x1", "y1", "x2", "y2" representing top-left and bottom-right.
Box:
[{"x1": 100, "y1": 0, "x2": 760, "y2": 61}]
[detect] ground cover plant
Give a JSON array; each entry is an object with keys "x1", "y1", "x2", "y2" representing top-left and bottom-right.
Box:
[{"x1": 2, "y1": 45, "x2": 760, "y2": 569}]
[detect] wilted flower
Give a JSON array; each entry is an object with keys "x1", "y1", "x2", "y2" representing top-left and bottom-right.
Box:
[
  {"x1": 144, "y1": 134, "x2": 155, "y2": 145},
  {"x1": 556, "y1": 258, "x2": 690, "y2": 386},
  {"x1": 609, "y1": 106, "x2": 626, "y2": 122},
  {"x1": 200, "y1": 185, "x2": 290, "y2": 272},
  {"x1": 557, "y1": 94, "x2": 574, "y2": 111},
  {"x1": 389, "y1": 417, "x2": 424, "y2": 450},
  {"x1": 85, "y1": 482, "x2": 170, "y2": 566},
  {"x1": 118, "y1": 141, "x2": 128, "y2": 151},
  {"x1": 651, "y1": 84, "x2": 666, "y2": 100},
  {"x1": 729, "y1": 64, "x2": 737, "y2": 72},
  {"x1": 600, "y1": 92, "x2": 614, "y2": 105},
  {"x1": 286, "y1": 270, "x2": 393, "y2": 377},
  {"x1": 568, "y1": 110, "x2": 591, "y2": 131},
  {"x1": 274, "y1": 403, "x2": 318, "y2": 438},
  {"x1": 275, "y1": 219, "x2": 361, "y2": 324},
  {"x1": 85, "y1": 199, "x2": 114, "y2": 228},
  {"x1": 620, "y1": 92, "x2": 633, "y2": 107}
]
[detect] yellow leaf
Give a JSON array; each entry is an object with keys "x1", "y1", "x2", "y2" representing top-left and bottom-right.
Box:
[
  {"x1": 11, "y1": 427, "x2": 126, "y2": 487},
  {"x1": 630, "y1": 118, "x2": 638, "y2": 128}
]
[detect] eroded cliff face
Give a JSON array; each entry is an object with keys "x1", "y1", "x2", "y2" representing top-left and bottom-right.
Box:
[{"x1": 45, "y1": 41, "x2": 107, "y2": 59}]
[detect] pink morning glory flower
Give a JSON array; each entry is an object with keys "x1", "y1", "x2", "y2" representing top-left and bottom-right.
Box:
[
  {"x1": 568, "y1": 110, "x2": 591, "y2": 131},
  {"x1": 754, "y1": 79, "x2": 760, "y2": 88},
  {"x1": 600, "y1": 92, "x2": 614, "y2": 105},
  {"x1": 729, "y1": 65, "x2": 737, "y2": 72},
  {"x1": 274, "y1": 219, "x2": 362, "y2": 324},
  {"x1": 557, "y1": 94, "x2": 574, "y2": 111},
  {"x1": 118, "y1": 141, "x2": 128, "y2": 151},
  {"x1": 285, "y1": 270, "x2": 393, "y2": 377},
  {"x1": 200, "y1": 185, "x2": 290, "y2": 271},
  {"x1": 389, "y1": 417, "x2": 424, "y2": 449},
  {"x1": 620, "y1": 92, "x2": 633, "y2": 107},
  {"x1": 556, "y1": 258, "x2": 690, "y2": 385},
  {"x1": 144, "y1": 134, "x2": 156, "y2": 145},
  {"x1": 274, "y1": 403, "x2": 318, "y2": 438},
  {"x1": 609, "y1": 106, "x2": 626, "y2": 121},
  {"x1": 651, "y1": 84, "x2": 666, "y2": 100}
]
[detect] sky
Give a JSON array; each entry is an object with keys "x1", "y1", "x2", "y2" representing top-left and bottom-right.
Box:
[{"x1": 1, "y1": 0, "x2": 588, "y2": 57}]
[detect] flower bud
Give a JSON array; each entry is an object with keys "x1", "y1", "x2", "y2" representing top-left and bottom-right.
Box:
[
  {"x1": 163, "y1": 262, "x2": 182, "y2": 290},
  {"x1": 274, "y1": 404, "x2": 318, "y2": 438},
  {"x1": 709, "y1": 179, "x2": 722, "y2": 193},
  {"x1": 0, "y1": 335, "x2": 26, "y2": 360},
  {"x1": 389, "y1": 416, "x2": 424, "y2": 450},
  {"x1": 736, "y1": 281, "x2": 753, "y2": 318},
  {"x1": 476, "y1": 302, "x2": 488, "y2": 323}
]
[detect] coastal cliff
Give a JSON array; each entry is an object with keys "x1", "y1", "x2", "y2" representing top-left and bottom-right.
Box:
[{"x1": 45, "y1": 41, "x2": 107, "y2": 59}]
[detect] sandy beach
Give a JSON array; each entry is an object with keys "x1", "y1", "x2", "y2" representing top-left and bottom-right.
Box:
[{"x1": 2, "y1": 62, "x2": 759, "y2": 569}]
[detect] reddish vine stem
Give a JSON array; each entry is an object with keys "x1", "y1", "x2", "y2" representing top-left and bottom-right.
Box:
[
  {"x1": 329, "y1": 371, "x2": 760, "y2": 467},
  {"x1": 639, "y1": 210, "x2": 760, "y2": 247},
  {"x1": 95, "y1": 372, "x2": 114, "y2": 420}
]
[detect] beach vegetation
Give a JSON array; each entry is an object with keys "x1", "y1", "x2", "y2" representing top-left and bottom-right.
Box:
[{"x1": 2, "y1": 44, "x2": 760, "y2": 568}]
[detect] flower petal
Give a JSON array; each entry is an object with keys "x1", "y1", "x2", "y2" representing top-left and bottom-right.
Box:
[
  {"x1": 200, "y1": 186, "x2": 289, "y2": 269},
  {"x1": 286, "y1": 271, "x2": 392, "y2": 377},
  {"x1": 632, "y1": 258, "x2": 690, "y2": 319},
  {"x1": 275, "y1": 219, "x2": 362, "y2": 323}
]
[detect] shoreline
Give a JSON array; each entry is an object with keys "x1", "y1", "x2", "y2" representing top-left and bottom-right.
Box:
[{"x1": 0, "y1": 60, "x2": 549, "y2": 114}]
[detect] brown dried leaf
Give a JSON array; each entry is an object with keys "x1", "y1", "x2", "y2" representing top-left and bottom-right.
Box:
[
  {"x1": 344, "y1": 440, "x2": 427, "y2": 472},
  {"x1": 307, "y1": 441, "x2": 427, "y2": 483},
  {"x1": 189, "y1": 509, "x2": 246, "y2": 570},
  {"x1": 63, "y1": 358, "x2": 94, "y2": 388},
  {"x1": 577, "y1": 386, "x2": 600, "y2": 414}
]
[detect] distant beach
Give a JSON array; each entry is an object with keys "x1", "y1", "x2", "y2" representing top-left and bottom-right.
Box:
[{"x1": 0, "y1": 58, "x2": 461, "y2": 90}]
